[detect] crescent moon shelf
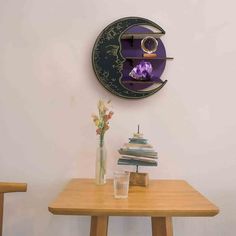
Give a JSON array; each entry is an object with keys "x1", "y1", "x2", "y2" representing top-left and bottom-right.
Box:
[{"x1": 92, "y1": 17, "x2": 173, "y2": 99}]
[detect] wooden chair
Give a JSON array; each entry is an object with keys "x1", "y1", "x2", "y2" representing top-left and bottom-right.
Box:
[{"x1": 0, "y1": 182, "x2": 27, "y2": 236}]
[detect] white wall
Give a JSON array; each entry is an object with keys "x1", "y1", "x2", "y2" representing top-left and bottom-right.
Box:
[{"x1": 0, "y1": 0, "x2": 235, "y2": 235}]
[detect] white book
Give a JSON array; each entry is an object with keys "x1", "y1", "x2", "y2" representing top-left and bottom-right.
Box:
[{"x1": 123, "y1": 146, "x2": 155, "y2": 152}]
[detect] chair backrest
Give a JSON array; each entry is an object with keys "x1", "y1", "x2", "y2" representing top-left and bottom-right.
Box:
[{"x1": 0, "y1": 182, "x2": 27, "y2": 236}]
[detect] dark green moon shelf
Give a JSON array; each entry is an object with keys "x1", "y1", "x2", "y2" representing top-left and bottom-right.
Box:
[{"x1": 92, "y1": 17, "x2": 172, "y2": 99}]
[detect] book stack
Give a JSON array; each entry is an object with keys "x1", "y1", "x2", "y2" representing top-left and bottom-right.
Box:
[{"x1": 118, "y1": 129, "x2": 158, "y2": 168}]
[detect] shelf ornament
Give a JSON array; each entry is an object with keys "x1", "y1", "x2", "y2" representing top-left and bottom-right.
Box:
[{"x1": 117, "y1": 125, "x2": 158, "y2": 186}]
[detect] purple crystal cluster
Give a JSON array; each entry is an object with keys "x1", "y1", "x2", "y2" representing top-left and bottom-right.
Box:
[{"x1": 129, "y1": 61, "x2": 153, "y2": 80}]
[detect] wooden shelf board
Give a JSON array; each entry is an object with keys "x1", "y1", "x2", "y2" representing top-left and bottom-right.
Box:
[
  {"x1": 121, "y1": 32, "x2": 164, "y2": 39},
  {"x1": 126, "y1": 57, "x2": 174, "y2": 60},
  {"x1": 122, "y1": 80, "x2": 164, "y2": 84}
]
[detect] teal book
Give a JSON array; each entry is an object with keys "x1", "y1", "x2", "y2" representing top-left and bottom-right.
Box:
[
  {"x1": 129, "y1": 138, "x2": 148, "y2": 144},
  {"x1": 118, "y1": 159, "x2": 158, "y2": 166},
  {"x1": 119, "y1": 149, "x2": 158, "y2": 158}
]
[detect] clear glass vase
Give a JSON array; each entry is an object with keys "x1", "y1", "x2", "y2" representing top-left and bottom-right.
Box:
[{"x1": 95, "y1": 136, "x2": 107, "y2": 185}]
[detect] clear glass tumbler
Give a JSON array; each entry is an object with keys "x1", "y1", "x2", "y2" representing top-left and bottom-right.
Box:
[{"x1": 113, "y1": 171, "x2": 130, "y2": 199}]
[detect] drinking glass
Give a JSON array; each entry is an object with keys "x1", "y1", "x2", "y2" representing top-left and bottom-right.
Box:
[{"x1": 113, "y1": 171, "x2": 130, "y2": 199}]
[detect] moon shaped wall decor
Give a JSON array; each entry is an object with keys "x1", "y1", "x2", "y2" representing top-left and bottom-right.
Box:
[{"x1": 92, "y1": 17, "x2": 173, "y2": 99}]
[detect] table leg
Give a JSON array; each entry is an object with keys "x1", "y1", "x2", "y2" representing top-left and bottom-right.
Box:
[
  {"x1": 90, "y1": 216, "x2": 109, "y2": 236},
  {"x1": 0, "y1": 193, "x2": 4, "y2": 236},
  {"x1": 151, "y1": 217, "x2": 173, "y2": 236}
]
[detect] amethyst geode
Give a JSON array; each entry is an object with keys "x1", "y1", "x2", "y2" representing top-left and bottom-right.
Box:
[{"x1": 129, "y1": 61, "x2": 153, "y2": 80}]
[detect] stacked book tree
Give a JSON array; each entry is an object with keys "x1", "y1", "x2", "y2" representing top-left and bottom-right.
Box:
[{"x1": 118, "y1": 126, "x2": 158, "y2": 173}]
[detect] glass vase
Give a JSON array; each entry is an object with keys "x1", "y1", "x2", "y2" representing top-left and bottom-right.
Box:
[{"x1": 95, "y1": 136, "x2": 107, "y2": 185}]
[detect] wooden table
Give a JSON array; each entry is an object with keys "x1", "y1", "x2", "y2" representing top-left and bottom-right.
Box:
[{"x1": 48, "y1": 179, "x2": 219, "y2": 236}]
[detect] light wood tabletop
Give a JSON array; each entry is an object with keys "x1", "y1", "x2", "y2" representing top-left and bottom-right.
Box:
[{"x1": 48, "y1": 179, "x2": 219, "y2": 236}]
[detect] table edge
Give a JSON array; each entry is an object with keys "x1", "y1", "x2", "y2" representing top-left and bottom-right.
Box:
[{"x1": 48, "y1": 206, "x2": 219, "y2": 217}]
